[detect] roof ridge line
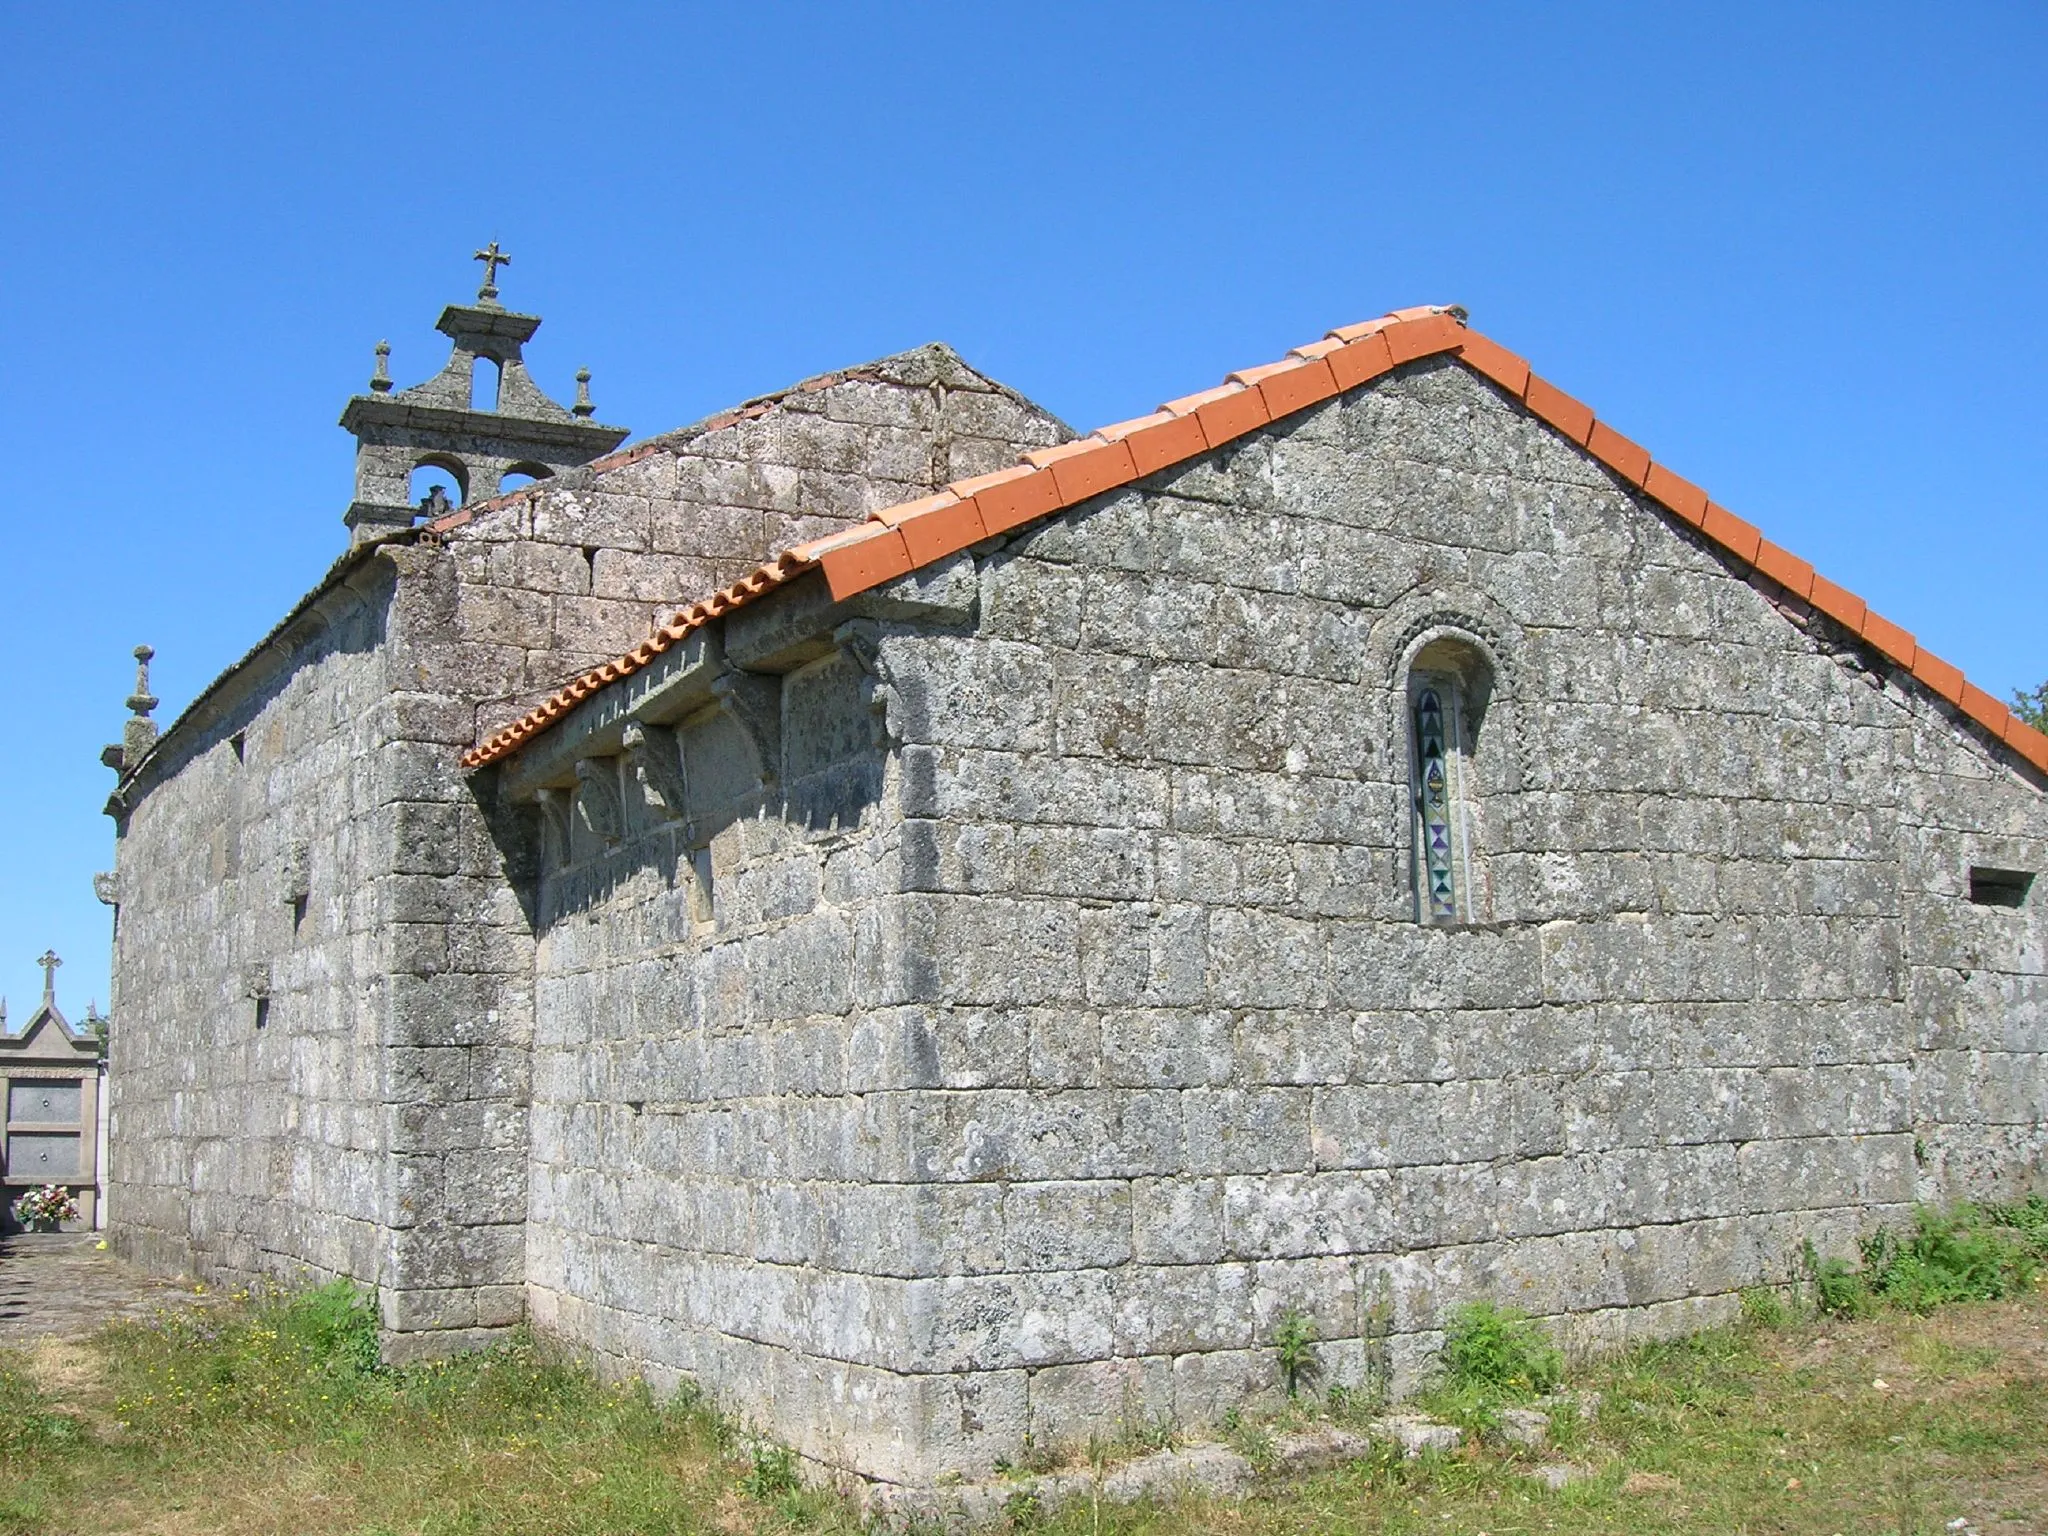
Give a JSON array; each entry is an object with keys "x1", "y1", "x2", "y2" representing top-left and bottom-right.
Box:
[{"x1": 460, "y1": 308, "x2": 2048, "y2": 779}]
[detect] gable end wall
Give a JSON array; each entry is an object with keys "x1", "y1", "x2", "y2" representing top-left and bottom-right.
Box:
[{"x1": 502, "y1": 357, "x2": 2046, "y2": 1486}]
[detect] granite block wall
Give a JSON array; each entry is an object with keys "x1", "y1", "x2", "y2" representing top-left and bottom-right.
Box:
[
  {"x1": 107, "y1": 564, "x2": 401, "y2": 1289},
  {"x1": 107, "y1": 342, "x2": 1070, "y2": 1358},
  {"x1": 514, "y1": 356, "x2": 2045, "y2": 1485},
  {"x1": 364, "y1": 346, "x2": 1068, "y2": 1354}
]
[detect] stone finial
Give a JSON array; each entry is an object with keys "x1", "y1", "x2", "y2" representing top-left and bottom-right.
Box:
[
  {"x1": 107, "y1": 644, "x2": 160, "y2": 772},
  {"x1": 371, "y1": 340, "x2": 393, "y2": 394},
  {"x1": 37, "y1": 950, "x2": 60, "y2": 1004},
  {"x1": 573, "y1": 368, "x2": 595, "y2": 418},
  {"x1": 127, "y1": 645, "x2": 157, "y2": 718},
  {"x1": 473, "y1": 241, "x2": 511, "y2": 304},
  {"x1": 418, "y1": 484, "x2": 453, "y2": 521}
]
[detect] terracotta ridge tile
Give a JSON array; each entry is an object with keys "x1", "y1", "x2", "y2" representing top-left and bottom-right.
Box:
[
  {"x1": 947, "y1": 463, "x2": 1040, "y2": 497},
  {"x1": 1522, "y1": 374, "x2": 1596, "y2": 447},
  {"x1": 1020, "y1": 440, "x2": 1098, "y2": 469},
  {"x1": 1700, "y1": 503, "x2": 1763, "y2": 564},
  {"x1": 1255, "y1": 357, "x2": 1342, "y2": 421},
  {"x1": 1287, "y1": 337, "x2": 1346, "y2": 361},
  {"x1": 816, "y1": 523, "x2": 914, "y2": 599},
  {"x1": 1328, "y1": 331, "x2": 1397, "y2": 391},
  {"x1": 897, "y1": 493, "x2": 990, "y2": 565},
  {"x1": 1158, "y1": 381, "x2": 1246, "y2": 418},
  {"x1": 872, "y1": 491, "x2": 961, "y2": 528},
  {"x1": 1048, "y1": 439, "x2": 1140, "y2": 505},
  {"x1": 1093, "y1": 410, "x2": 1177, "y2": 443},
  {"x1": 1226, "y1": 361, "x2": 1298, "y2": 387},
  {"x1": 1753, "y1": 541, "x2": 1817, "y2": 600},
  {"x1": 1382, "y1": 312, "x2": 1466, "y2": 365},
  {"x1": 1193, "y1": 384, "x2": 1272, "y2": 448},
  {"x1": 2008, "y1": 716, "x2": 2048, "y2": 774},
  {"x1": 1587, "y1": 421, "x2": 1652, "y2": 487}
]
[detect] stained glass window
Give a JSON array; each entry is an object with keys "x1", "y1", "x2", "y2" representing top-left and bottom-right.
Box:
[{"x1": 1414, "y1": 685, "x2": 1458, "y2": 920}]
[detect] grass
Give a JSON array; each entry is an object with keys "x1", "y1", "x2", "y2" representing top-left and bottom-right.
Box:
[
  {"x1": 1807, "y1": 1198, "x2": 2048, "y2": 1319},
  {"x1": 1, "y1": 1209, "x2": 2046, "y2": 1535}
]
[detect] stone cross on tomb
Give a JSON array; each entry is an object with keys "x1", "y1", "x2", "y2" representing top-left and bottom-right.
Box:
[
  {"x1": 37, "y1": 949, "x2": 59, "y2": 1001},
  {"x1": 473, "y1": 242, "x2": 511, "y2": 302}
]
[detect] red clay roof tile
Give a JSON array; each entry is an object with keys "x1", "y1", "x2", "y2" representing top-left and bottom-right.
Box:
[
  {"x1": 1124, "y1": 412, "x2": 1208, "y2": 476},
  {"x1": 1642, "y1": 463, "x2": 1709, "y2": 527},
  {"x1": 817, "y1": 526, "x2": 913, "y2": 599},
  {"x1": 1587, "y1": 421, "x2": 1653, "y2": 487},
  {"x1": 872, "y1": 491, "x2": 961, "y2": 528},
  {"x1": 1093, "y1": 410, "x2": 1177, "y2": 443},
  {"x1": 1912, "y1": 649, "x2": 1968, "y2": 707},
  {"x1": 975, "y1": 466, "x2": 1065, "y2": 534},
  {"x1": 1327, "y1": 331, "x2": 1397, "y2": 391},
  {"x1": 1754, "y1": 541, "x2": 1818, "y2": 600},
  {"x1": 458, "y1": 305, "x2": 2040, "y2": 783},
  {"x1": 1808, "y1": 573, "x2": 1869, "y2": 635},
  {"x1": 1255, "y1": 357, "x2": 1342, "y2": 420},
  {"x1": 898, "y1": 496, "x2": 990, "y2": 565},
  {"x1": 1193, "y1": 386, "x2": 1271, "y2": 448},
  {"x1": 1158, "y1": 382, "x2": 1243, "y2": 418},
  {"x1": 1701, "y1": 503, "x2": 1764, "y2": 565},
  {"x1": 1454, "y1": 332, "x2": 1532, "y2": 397},
  {"x1": 1861, "y1": 612, "x2": 1917, "y2": 669},
  {"x1": 1048, "y1": 439, "x2": 1141, "y2": 505},
  {"x1": 1522, "y1": 375, "x2": 1596, "y2": 445}
]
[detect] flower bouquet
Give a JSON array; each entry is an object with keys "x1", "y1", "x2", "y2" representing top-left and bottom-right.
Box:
[{"x1": 12, "y1": 1183, "x2": 81, "y2": 1230}]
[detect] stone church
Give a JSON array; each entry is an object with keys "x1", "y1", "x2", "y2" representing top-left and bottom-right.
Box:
[{"x1": 101, "y1": 253, "x2": 2047, "y2": 1487}]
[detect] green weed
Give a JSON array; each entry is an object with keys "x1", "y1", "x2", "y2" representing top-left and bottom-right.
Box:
[
  {"x1": 1739, "y1": 1285, "x2": 1791, "y2": 1330},
  {"x1": 1437, "y1": 1300, "x2": 1563, "y2": 1398},
  {"x1": 1272, "y1": 1308, "x2": 1318, "y2": 1399},
  {"x1": 1808, "y1": 1201, "x2": 2048, "y2": 1318},
  {"x1": 740, "y1": 1441, "x2": 802, "y2": 1498}
]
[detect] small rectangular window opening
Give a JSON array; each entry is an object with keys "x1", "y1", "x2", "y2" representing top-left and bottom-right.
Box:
[
  {"x1": 292, "y1": 894, "x2": 309, "y2": 932},
  {"x1": 1968, "y1": 867, "x2": 2034, "y2": 908},
  {"x1": 253, "y1": 995, "x2": 271, "y2": 1029},
  {"x1": 230, "y1": 730, "x2": 246, "y2": 763}
]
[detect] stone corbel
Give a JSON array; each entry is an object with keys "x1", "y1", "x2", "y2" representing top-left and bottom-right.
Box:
[
  {"x1": 834, "y1": 620, "x2": 901, "y2": 747},
  {"x1": 712, "y1": 672, "x2": 782, "y2": 787},
  {"x1": 574, "y1": 758, "x2": 627, "y2": 843},
  {"x1": 622, "y1": 722, "x2": 692, "y2": 832},
  {"x1": 534, "y1": 786, "x2": 575, "y2": 864},
  {"x1": 93, "y1": 871, "x2": 119, "y2": 907}
]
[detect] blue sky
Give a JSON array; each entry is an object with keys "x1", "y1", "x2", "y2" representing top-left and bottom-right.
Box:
[{"x1": 2, "y1": 3, "x2": 2043, "y2": 1012}]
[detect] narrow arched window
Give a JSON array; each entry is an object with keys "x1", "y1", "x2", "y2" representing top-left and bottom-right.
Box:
[{"x1": 1405, "y1": 636, "x2": 1493, "y2": 924}]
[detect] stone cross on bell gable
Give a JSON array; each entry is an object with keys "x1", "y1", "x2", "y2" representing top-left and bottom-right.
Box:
[
  {"x1": 37, "y1": 950, "x2": 59, "y2": 1001},
  {"x1": 473, "y1": 242, "x2": 512, "y2": 302}
]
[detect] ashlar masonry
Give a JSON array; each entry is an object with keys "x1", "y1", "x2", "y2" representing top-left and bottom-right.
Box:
[{"x1": 102, "y1": 269, "x2": 2047, "y2": 1489}]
